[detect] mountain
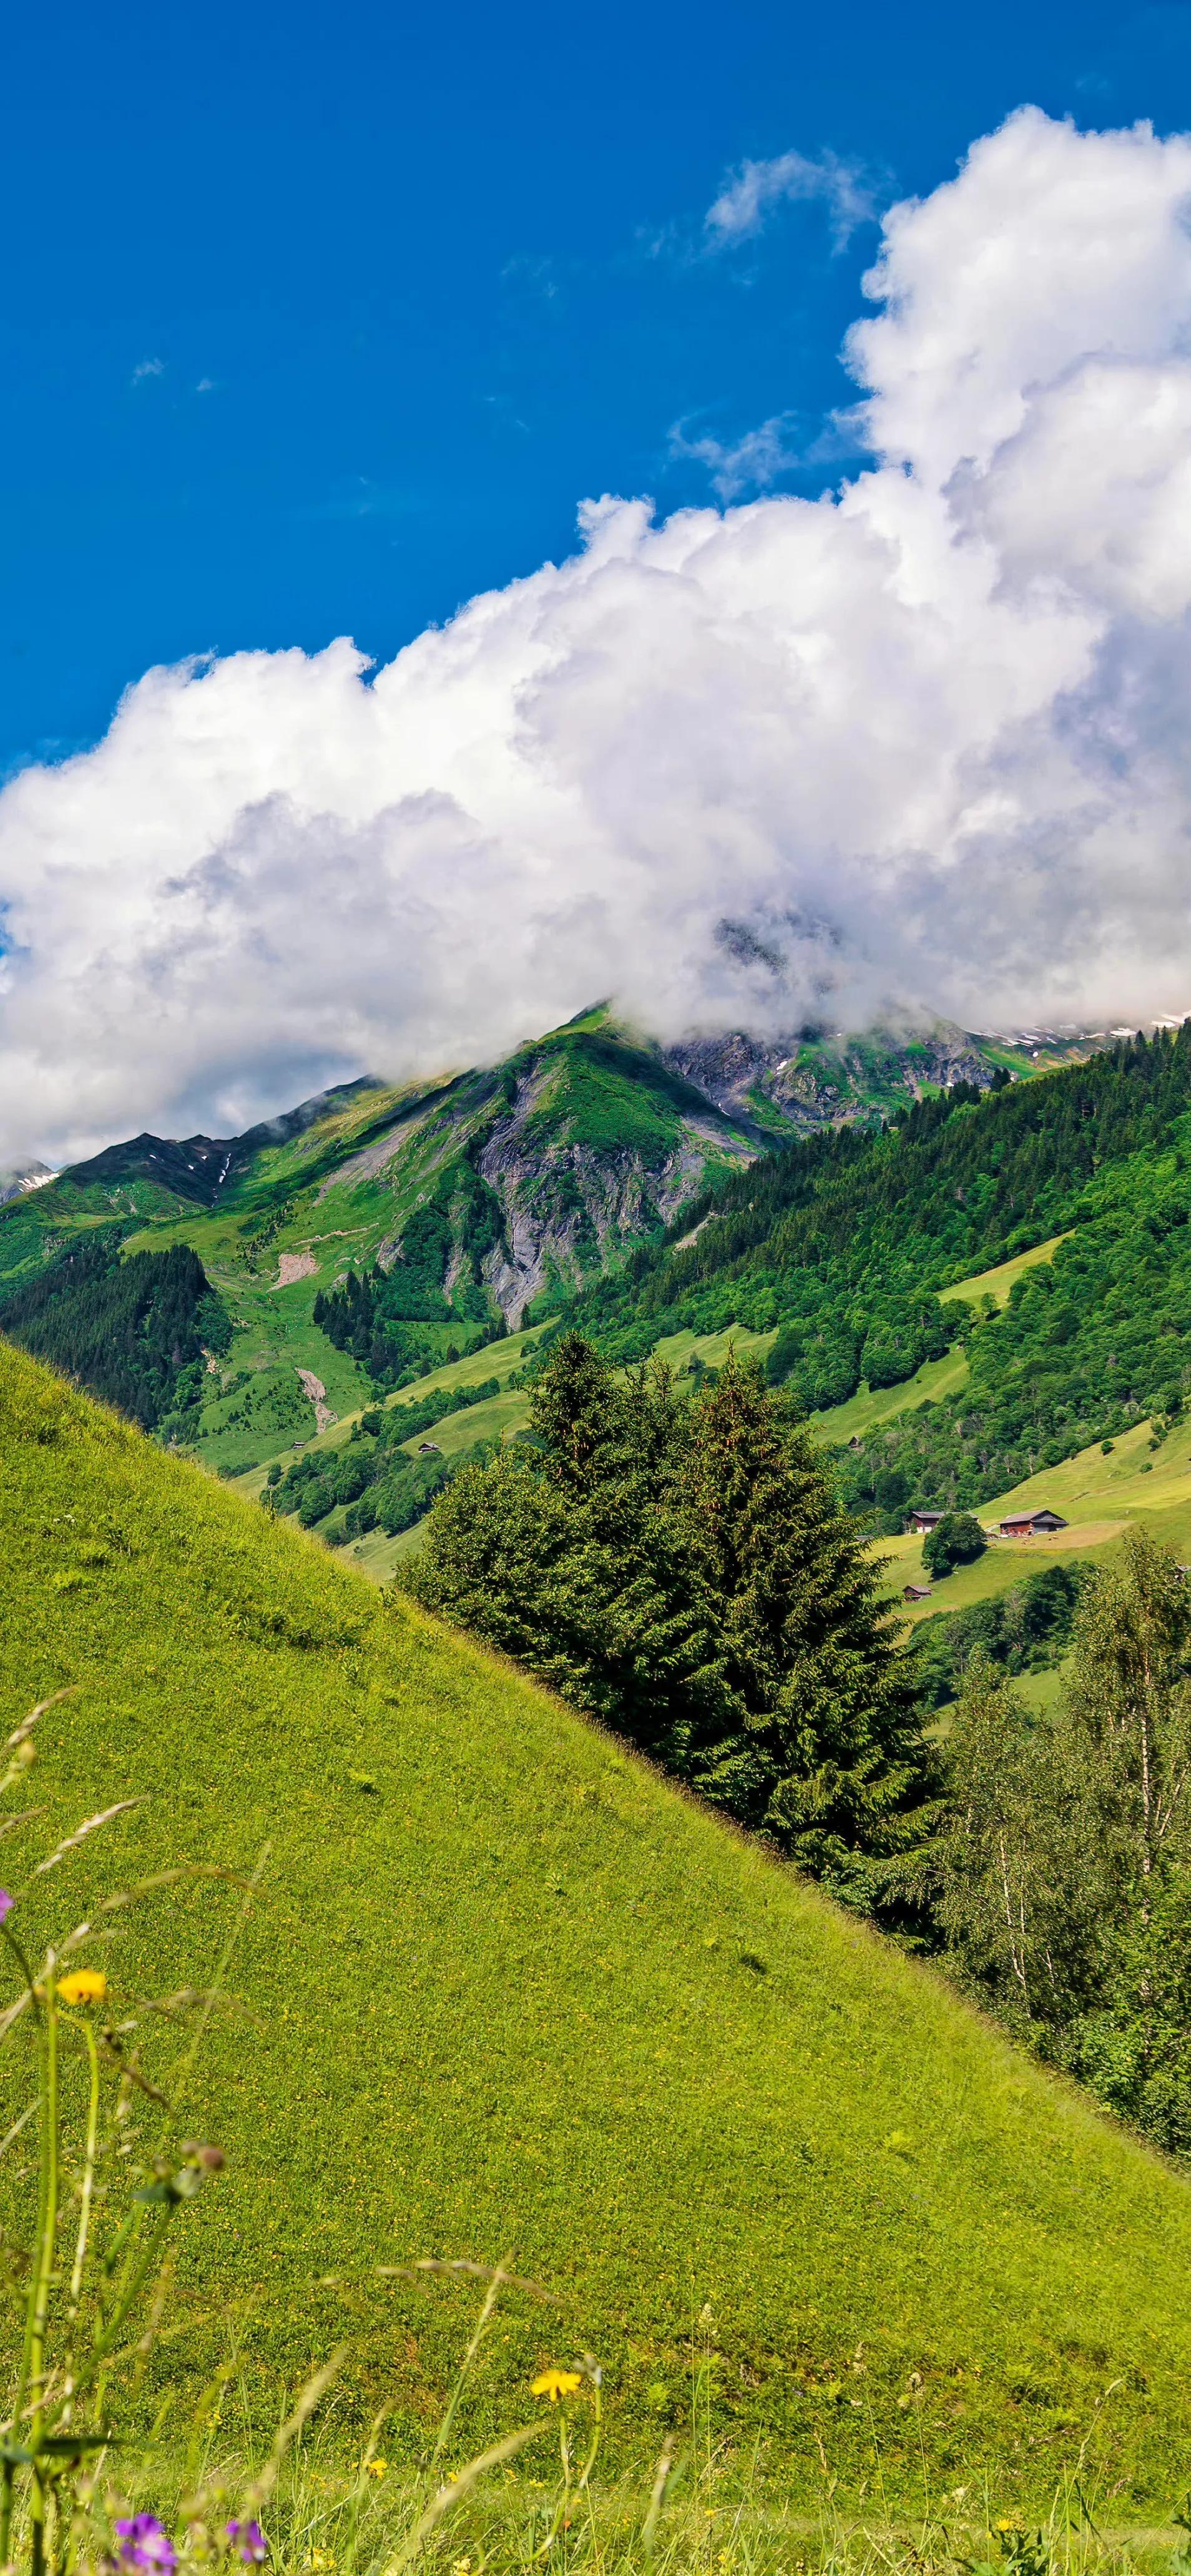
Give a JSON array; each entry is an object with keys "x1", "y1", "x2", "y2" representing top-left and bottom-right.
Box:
[
  {"x1": 0, "y1": 1007, "x2": 1125, "y2": 1488},
  {"x1": 0, "y1": 1019, "x2": 758, "y2": 1464},
  {"x1": 4, "y1": 1332, "x2": 1191, "y2": 2506},
  {"x1": 0, "y1": 1159, "x2": 54, "y2": 1208},
  {"x1": 667, "y1": 1021, "x2": 1005, "y2": 1129}
]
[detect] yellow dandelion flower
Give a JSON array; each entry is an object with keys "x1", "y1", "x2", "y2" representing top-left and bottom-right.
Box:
[
  {"x1": 531, "y1": 2367, "x2": 583, "y2": 2403},
  {"x1": 57, "y1": 1969, "x2": 107, "y2": 2007},
  {"x1": 365, "y1": 2460, "x2": 388, "y2": 2481}
]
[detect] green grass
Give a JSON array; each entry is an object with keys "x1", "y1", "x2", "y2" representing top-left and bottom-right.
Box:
[
  {"x1": 877, "y1": 1409, "x2": 1191, "y2": 1624},
  {"x1": 939, "y1": 1236, "x2": 1069, "y2": 1311},
  {"x1": 812, "y1": 1349, "x2": 971, "y2": 1448},
  {"x1": 5, "y1": 1342, "x2": 1191, "y2": 2507},
  {"x1": 650, "y1": 1325, "x2": 777, "y2": 1373},
  {"x1": 230, "y1": 1329, "x2": 543, "y2": 1505}
]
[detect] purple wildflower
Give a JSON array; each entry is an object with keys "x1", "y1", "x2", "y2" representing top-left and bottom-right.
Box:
[
  {"x1": 227, "y1": 2522, "x2": 268, "y2": 2565},
  {"x1": 0, "y1": 1891, "x2": 12, "y2": 1925},
  {"x1": 115, "y1": 2517, "x2": 177, "y2": 2575}
]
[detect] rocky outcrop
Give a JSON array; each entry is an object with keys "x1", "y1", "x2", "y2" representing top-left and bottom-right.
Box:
[
  {"x1": 664, "y1": 1023, "x2": 999, "y2": 1133},
  {"x1": 474, "y1": 1068, "x2": 752, "y2": 1324}
]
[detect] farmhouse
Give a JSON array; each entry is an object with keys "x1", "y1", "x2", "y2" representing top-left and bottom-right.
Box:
[
  {"x1": 903, "y1": 1583, "x2": 933, "y2": 1601},
  {"x1": 908, "y1": 1508, "x2": 944, "y2": 1532},
  {"x1": 999, "y1": 1506, "x2": 1068, "y2": 1537}
]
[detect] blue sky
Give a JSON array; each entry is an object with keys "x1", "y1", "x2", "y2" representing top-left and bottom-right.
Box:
[{"x1": 4, "y1": 0, "x2": 1189, "y2": 778}]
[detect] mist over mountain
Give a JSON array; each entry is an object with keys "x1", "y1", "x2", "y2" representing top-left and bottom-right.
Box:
[{"x1": 4, "y1": 109, "x2": 1191, "y2": 1167}]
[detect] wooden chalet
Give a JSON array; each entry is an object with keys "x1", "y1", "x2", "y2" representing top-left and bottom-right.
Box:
[{"x1": 999, "y1": 1506, "x2": 1068, "y2": 1537}]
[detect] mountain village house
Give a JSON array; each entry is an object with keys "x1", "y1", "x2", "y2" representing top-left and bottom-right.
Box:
[{"x1": 999, "y1": 1508, "x2": 1068, "y2": 1536}]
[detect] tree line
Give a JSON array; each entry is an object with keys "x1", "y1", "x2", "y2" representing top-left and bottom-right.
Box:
[
  {"x1": 267, "y1": 1375, "x2": 504, "y2": 1539},
  {"x1": 0, "y1": 1234, "x2": 228, "y2": 1432}
]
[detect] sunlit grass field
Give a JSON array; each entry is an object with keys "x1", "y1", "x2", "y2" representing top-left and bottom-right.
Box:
[
  {"x1": 938, "y1": 1236, "x2": 1069, "y2": 1312},
  {"x1": 4, "y1": 1342, "x2": 1191, "y2": 2510},
  {"x1": 879, "y1": 1409, "x2": 1191, "y2": 1622}
]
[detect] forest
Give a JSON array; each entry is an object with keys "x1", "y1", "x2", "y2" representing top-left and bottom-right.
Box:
[
  {"x1": 266, "y1": 1375, "x2": 504, "y2": 1536},
  {"x1": 567, "y1": 1027, "x2": 1191, "y2": 1400},
  {"x1": 0, "y1": 1231, "x2": 228, "y2": 1430},
  {"x1": 835, "y1": 1174, "x2": 1191, "y2": 1522}
]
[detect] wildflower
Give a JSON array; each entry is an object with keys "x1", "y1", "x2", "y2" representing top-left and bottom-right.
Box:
[
  {"x1": 226, "y1": 2523, "x2": 268, "y2": 2565},
  {"x1": 365, "y1": 2460, "x2": 387, "y2": 2481},
  {"x1": 0, "y1": 1891, "x2": 12, "y2": 1924},
  {"x1": 531, "y1": 2368, "x2": 582, "y2": 2403},
  {"x1": 115, "y1": 2515, "x2": 177, "y2": 2574},
  {"x1": 59, "y1": 1968, "x2": 107, "y2": 2007},
  {"x1": 453, "y1": 2560, "x2": 473, "y2": 2575}
]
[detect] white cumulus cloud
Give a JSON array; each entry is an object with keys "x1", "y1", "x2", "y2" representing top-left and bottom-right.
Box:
[{"x1": 5, "y1": 105, "x2": 1191, "y2": 1165}]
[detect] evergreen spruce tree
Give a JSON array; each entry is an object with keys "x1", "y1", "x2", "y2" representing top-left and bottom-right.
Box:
[
  {"x1": 677, "y1": 1354, "x2": 935, "y2": 1903},
  {"x1": 527, "y1": 1330, "x2": 622, "y2": 1493},
  {"x1": 404, "y1": 1339, "x2": 734, "y2": 1759},
  {"x1": 403, "y1": 1335, "x2": 934, "y2": 1908}
]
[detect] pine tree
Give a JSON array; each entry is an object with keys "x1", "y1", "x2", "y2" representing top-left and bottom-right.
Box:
[
  {"x1": 404, "y1": 1344, "x2": 734, "y2": 1759},
  {"x1": 404, "y1": 1337, "x2": 934, "y2": 1909},
  {"x1": 678, "y1": 1355, "x2": 936, "y2": 1903},
  {"x1": 527, "y1": 1331, "x2": 622, "y2": 1493}
]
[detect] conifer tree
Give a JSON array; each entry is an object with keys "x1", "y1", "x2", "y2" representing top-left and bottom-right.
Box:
[
  {"x1": 677, "y1": 1355, "x2": 934, "y2": 1901},
  {"x1": 403, "y1": 1335, "x2": 933, "y2": 1908}
]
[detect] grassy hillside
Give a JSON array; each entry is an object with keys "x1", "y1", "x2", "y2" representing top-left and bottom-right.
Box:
[
  {"x1": 881, "y1": 1407, "x2": 1191, "y2": 1615},
  {"x1": 4, "y1": 1341, "x2": 1191, "y2": 2508}
]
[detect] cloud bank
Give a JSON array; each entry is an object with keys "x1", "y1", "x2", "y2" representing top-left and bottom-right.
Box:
[{"x1": 5, "y1": 105, "x2": 1191, "y2": 1164}]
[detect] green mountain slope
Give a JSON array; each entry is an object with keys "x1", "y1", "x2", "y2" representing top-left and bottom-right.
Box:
[
  {"x1": 4, "y1": 1338, "x2": 1191, "y2": 2505},
  {"x1": 0, "y1": 1010, "x2": 1082, "y2": 1488},
  {"x1": 574, "y1": 1023, "x2": 1191, "y2": 1405},
  {"x1": 0, "y1": 1022, "x2": 760, "y2": 1476}
]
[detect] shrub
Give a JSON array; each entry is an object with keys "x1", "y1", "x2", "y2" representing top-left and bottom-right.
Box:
[{"x1": 923, "y1": 1512, "x2": 987, "y2": 1579}]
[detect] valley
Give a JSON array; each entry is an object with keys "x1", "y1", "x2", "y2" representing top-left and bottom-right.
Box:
[{"x1": 6, "y1": 1015, "x2": 1191, "y2": 2528}]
